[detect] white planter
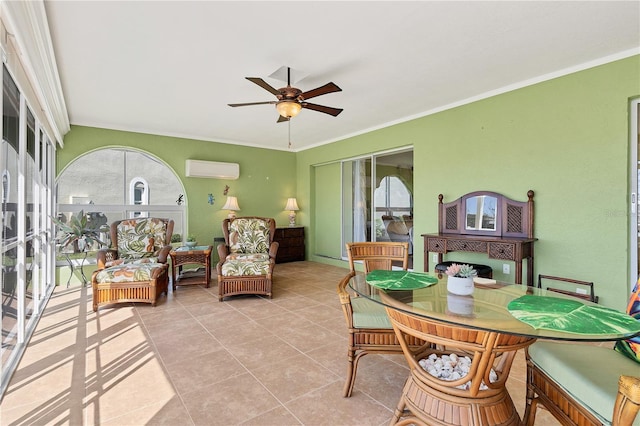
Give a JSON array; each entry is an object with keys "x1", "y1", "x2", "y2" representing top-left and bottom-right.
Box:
[{"x1": 447, "y1": 276, "x2": 474, "y2": 296}]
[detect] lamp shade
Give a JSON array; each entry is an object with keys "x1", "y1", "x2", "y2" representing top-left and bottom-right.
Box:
[
  {"x1": 276, "y1": 101, "x2": 302, "y2": 118},
  {"x1": 285, "y1": 198, "x2": 299, "y2": 211},
  {"x1": 222, "y1": 196, "x2": 240, "y2": 211}
]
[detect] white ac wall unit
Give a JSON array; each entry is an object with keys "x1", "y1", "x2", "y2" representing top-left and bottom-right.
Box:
[{"x1": 185, "y1": 160, "x2": 239, "y2": 179}]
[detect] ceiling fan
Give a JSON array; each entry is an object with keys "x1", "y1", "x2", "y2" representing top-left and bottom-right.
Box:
[{"x1": 228, "y1": 67, "x2": 343, "y2": 122}]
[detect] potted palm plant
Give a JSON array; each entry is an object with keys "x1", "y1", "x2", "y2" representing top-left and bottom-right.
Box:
[
  {"x1": 52, "y1": 210, "x2": 107, "y2": 286},
  {"x1": 52, "y1": 210, "x2": 105, "y2": 253}
]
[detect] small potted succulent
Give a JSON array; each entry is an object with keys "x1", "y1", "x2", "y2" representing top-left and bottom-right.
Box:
[
  {"x1": 445, "y1": 263, "x2": 476, "y2": 296},
  {"x1": 185, "y1": 234, "x2": 197, "y2": 248}
]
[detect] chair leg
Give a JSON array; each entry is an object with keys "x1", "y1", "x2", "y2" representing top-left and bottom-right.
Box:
[
  {"x1": 392, "y1": 394, "x2": 408, "y2": 425},
  {"x1": 395, "y1": 417, "x2": 429, "y2": 426},
  {"x1": 343, "y1": 347, "x2": 361, "y2": 397},
  {"x1": 524, "y1": 399, "x2": 538, "y2": 426}
]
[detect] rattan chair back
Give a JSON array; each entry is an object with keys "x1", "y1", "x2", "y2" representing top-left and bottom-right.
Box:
[
  {"x1": 346, "y1": 241, "x2": 409, "y2": 273},
  {"x1": 337, "y1": 241, "x2": 422, "y2": 398}
]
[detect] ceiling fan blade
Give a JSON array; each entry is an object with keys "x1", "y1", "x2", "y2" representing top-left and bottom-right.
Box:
[
  {"x1": 300, "y1": 82, "x2": 342, "y2": 100},
  {"x1": 228, "y1": 101, "x2": 276, "y2": 107},
  {"x1": 302, "y1": 102, "x2": 343, "y2": 117},
  {"x1": 277, "y1": 115, "x2": 290, "y2": 123},
  {"x1": 246, "y1": 77, "x2": 281, "y2": 96}
]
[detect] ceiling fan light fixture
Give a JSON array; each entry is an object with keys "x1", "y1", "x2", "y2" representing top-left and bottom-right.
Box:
[{"x1": 276, "y1": 100, "x2": 302, "y2": 118}]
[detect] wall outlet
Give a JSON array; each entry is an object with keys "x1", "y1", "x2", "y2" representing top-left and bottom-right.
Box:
[
  {"x1": 502, "y1": 264, "x2": 510, "y2": 274},
  {"x1": 433, "y1": 254, "x2": 439, "y2": 263}
]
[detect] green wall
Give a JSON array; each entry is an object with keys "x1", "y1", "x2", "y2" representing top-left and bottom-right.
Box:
[
  {"x1": 57, "y1": 126, "x2": 297, "y2": 245},
  {"x1": 297, "y1": 55, "x2": 640, "y2": 310},
  {"x1": 57, "y1": 55, "x2": 640, "y2": 309}
]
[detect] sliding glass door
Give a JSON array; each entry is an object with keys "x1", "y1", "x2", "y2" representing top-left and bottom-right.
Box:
[{"x1": 341, "y1": 148, "x2": 413, "y2": 258}]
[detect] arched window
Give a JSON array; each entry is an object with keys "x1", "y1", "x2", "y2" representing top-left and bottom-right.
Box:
[
  {"x1": 375, "y1": 175, "x2": 412, "y2": 217},
  {"x1": 129, "y1": 177, "x2": 149, "y2": 218},
  {"x1": 57, "y1": 148, "x2": 186, "y2": 242}
]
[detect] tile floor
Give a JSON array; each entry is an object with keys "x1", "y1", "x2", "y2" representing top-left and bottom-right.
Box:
[{"x1": 1, "y1": 261, "x2": 560, "y2": 425}]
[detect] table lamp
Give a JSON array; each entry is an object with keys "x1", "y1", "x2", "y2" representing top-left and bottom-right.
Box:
[
  {"x1": 285, "y1": 197, "x2": 299, "y2": 227},
  {"x1": 221, "y1": 196, "x2": 240, "y2": 219}
]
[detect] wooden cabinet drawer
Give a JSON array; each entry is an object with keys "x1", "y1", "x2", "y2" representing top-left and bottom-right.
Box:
[
  {"x1": 447, "y1": 239, "x2": 487, "y2": 253},
  {"x1": 489, "y1": 243, "x2": 515, "y2": 260},
  {"x1": 427, "y1": 238, "x2": 446, "y2": 253},
  {"x1": 275, "y1": 227, "x2": 303, "y2": 239},
  {"x1": 273, "y1": 227, "x2": 305, "y2": 263}
]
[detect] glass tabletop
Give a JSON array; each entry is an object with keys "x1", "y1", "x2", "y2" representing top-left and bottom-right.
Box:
[
  {"x1": 348, "y1": 272, "x2": 640, "y2": 342},
  {"x1": 173, "y1": 245, "x2": 212, "y2": 252}
]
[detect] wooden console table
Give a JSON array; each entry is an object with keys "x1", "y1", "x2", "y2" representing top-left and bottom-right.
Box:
[
  {"x1": 424, "y1": 190, "x2": 537, "y2": 286},
  {"x1": 422, "y1": 233, "x2": 536, "y2": 285}
]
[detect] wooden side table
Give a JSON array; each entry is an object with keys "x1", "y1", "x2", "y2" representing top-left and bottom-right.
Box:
[{"x1": 169, "y1": 245, "x2": 212, "y2": 291}]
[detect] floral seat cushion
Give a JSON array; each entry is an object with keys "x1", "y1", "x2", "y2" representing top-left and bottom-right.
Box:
[
  {"x1": 116, "y1": 218, "x2": 168, "y2": 260},
  {"x1": 95, "y1": 262, "x2": 165, "y2": 284},
  {"x1": 228, "y1": 218, "x2": 270, "y2": 254},
  {"x1": 221, "y1": 253, "x2": 271, "y2": 276},
  {"x1": 105, "y1": 257, "x2": 158, "y2": 268}
]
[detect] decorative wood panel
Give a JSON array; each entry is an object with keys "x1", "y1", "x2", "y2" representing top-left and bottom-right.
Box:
[{"x1": 424, "y1": 190, "x2": 537, "y2": 285}]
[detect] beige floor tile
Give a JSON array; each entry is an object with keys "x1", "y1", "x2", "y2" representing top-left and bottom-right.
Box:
[
  {"x1": 181, "y1": 373, "x2": 281, "y2": 425},
  {"x1": 152, "y1": 328, "x2": 224, "y2": 366},
  {"x1": 240, "y1": 405, "x2": 302, "y2": 425},
  {"x1": 99, "y1": 395, "x2": 193, "y2": 426},
  {"x1": 278, "y1": 322, "x2": 344, "y2": 354},
  {"x1": 207, "y1": 319, "x2": 274, "y2": 350},
  {"x1": 229, "y1": 335, "x2": 301, "y2": 371},
  {"x1": 2, "y1": 352, "x2": 86, "y2": 422},
  {"x1": 250, "y1": 353, "x2": 341, "y2": 403},
  {"x1": 1, "y1": 262, "x2": 570, "y2": 426},
  {"x1": 84, "y1": 350, "x2": 177, "y2": 424},
  {"x1": 165, "y1": 348, "x2": 245, "y2": 395},
  {"x1": 285, "y1": 381, "x2": 392, "y2": 426}
]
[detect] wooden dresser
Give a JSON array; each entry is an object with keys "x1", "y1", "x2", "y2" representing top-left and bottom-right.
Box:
[{"x1": 273, "y1": 226, "x2": 305, "y2": 263}]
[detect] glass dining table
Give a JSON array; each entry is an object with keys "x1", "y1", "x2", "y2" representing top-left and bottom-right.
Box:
[{"x1": 348, "y1": 271, "x2": 640, "y2": 426}]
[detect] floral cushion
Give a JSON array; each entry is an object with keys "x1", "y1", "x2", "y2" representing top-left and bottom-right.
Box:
[
  {"x1": 221, "y1": 253, "x2": 271, "y2": 276},
  {"x1": 116, "y1": 218, "x2": 167, "y2": 260},
  {"x1": 614, "y1": 277, "x2": 640, "y2": 364},
  {"x1": 228, "y1": 218, "x2": 270, "y2": 254},
  {"x1": 95, "y1": 262, "x2": 164, "y2": 284},
  {"x1": 105, "y1": 257, "x2": 158, "y2": 268}
]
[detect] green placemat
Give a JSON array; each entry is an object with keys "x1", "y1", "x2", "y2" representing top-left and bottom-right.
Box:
[
  {"x1": 508, "y1": 295, "x2": 640, "y2": 335},
  {"x1": 366, "y1": 270, "x2": 438, "y2": 290}
]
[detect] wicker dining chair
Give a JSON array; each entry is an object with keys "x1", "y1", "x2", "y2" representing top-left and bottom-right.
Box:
[
  {"x1": 337, "y1": 241, "x2": 427, "y2": 397},
  {"x1": 524, "y1": 342, "x2": 640, "y2": 426}
]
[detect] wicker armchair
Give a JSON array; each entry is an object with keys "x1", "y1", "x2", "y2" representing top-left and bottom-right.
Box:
[
  {"x1": 525, "y1": 342, "x2": 640, "y2": 426},
  {"x1": 216, "y1": 217, "x2": 278, "y2": 301},
  {"x1": 96, "y1": 217, "x2": 174, "y2": 269},
  {"x1": 337, "y1": 241, "x2": 426, "y2": 397},
  {"x1": 91, "y1": 217, "x2": 173, "y2": 311}
]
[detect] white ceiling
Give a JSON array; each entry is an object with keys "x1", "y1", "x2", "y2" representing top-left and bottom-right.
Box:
[{"x1": 44, "y1": 1, "x2": 640, "y2": 152}]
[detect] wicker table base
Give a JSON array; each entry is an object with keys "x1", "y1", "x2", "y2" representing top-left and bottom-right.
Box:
[{"x1": 384, "y1": 303, "x2": 535, "y2": 426}]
